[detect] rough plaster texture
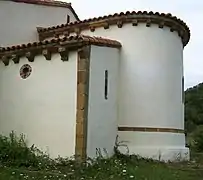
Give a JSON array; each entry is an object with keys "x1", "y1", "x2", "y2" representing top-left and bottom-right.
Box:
[
  {"x1": 87, "y1": 46, "x2": 119, "y2": 158},
  {"x1": 0, "y1": 53, "x2": 77, "y2": 158},
  {"x1": 0, "y1": 1, "x2": 77, "y2": 46},
  {"x1": 80, "y1": 23, "x2": 188, "y2": 161}
]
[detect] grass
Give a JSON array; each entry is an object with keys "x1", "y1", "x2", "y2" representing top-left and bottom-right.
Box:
[
  {"x1": 0, "y1": 132, "x2": 203, "y2": 180},
  {"x1": 0, "y1": 155, "x2": 203, "y2": 180}
]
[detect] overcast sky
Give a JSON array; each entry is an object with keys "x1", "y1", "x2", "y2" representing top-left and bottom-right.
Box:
[{"x1": 65, "y1": 0, "x2": 202, "y2": 89}]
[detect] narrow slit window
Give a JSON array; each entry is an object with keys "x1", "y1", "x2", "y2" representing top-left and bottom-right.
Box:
[
  {"x1": 104, "y1": 70, "x2": 108, "y2": 100},
  {"x1": 182, "y1": 77, "x2": 184, "y2": 103}
]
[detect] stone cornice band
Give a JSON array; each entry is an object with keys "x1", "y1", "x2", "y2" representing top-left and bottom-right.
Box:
[
  {"x1": 118, "y1": 126, "x2": 185, "y2": 134},
  {"x1": 38, "y1": 11, "x2": 190, "y2": 47}
]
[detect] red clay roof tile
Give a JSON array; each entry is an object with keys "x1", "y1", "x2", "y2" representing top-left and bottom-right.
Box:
[
  {"x1": 0, "y1": 35, "x2": 121, "y2": 54},
  {"x1": 12, "y1": 0, "x2": 80, "y2": 20},
  {"x1": 37, "y1": 10, "x2": 190, "y2": 46},
  {"x1": 12, "y1": 0, "x2": 70, "y2": 8}
]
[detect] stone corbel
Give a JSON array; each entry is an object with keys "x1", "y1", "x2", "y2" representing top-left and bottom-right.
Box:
[
  {"x1": 25, "y1": 52, "x2": 35, "y2": 62},
  {"x1": 104, "y1": 22, "x2": 109, "y2": 29},
  {"x1": 178, "y1": 30, "x2": 184, "y2": 38},
  {"x1": 90, "y1": 26, "x2": 95, "y2": 32},
  {"x1": 158, "y1": 21, "x2": 165, "y2": 28},
  {"x1": 2, "y1": 56, "x2": 9, "y2": 66},
  {"x1": 170, "y1": 26, "x2": 176, "y2": 32},
  {"x1": 132, "y1": 20, "x2": 138, "y2": 26},
  {"x1": 74, "y1": 28, "x2": 81, "y2": 35},
  {"x1": 11, "y1": 54, "x2": 20, "y2": 64},
  {"x1": 58, "y1": 47, "x2": 69, "y2": 61},
  {"x1": 146, "y1": 19, "x2": 151, "y2": 27},
  {"x1": 42, "y1": 49, "x2": 52, "y2": 60},
  {"x1": 117, "y1": 20, "x2": 123, "y2": 28}
]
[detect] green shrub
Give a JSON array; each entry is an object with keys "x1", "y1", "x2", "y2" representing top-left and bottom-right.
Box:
[
  {"x1": 191, "y1": 125, "x2": 203, "y2": 152},
  {"x1": 0, "y1": 131, "x2": 53, "y2": 169}
]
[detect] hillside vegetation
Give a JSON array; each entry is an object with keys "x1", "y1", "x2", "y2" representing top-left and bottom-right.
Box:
[
  {"x1": 185, "y1": 82, "x2": 203, "y2": 152},
  {"x1": 185, "y1": 82, "x2": 203, "y2": 133}
]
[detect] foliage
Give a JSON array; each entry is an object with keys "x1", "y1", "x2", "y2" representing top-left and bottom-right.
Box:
[
  {"x1": 185, "y1": 83, "x2": 203, "y2": 152},
  {"x1": 0, "y1": 131, "x2": 53, "y2": 169},
  {"x1": 0, "y1": 132, "x2": 203, "y2": 179},
  {"x1": 185, "y1": 83, "x2": 203, "y2": 133},
  {"x1": 0, "y1": 153, "x2": 202, "y2": 180},
  {"x1": 190, "y1": 125, "x2": 203, "y2": 152}
]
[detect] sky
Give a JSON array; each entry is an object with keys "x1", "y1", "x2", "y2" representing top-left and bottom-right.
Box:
[{"x1": 65, "y1": 0, "x2": 202, "y2": 89}]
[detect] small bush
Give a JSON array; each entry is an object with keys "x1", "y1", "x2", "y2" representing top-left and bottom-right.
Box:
[
  {"x1": 191, "y1": 125, "x2": 203, "y2": 152},
  {"x1": 0, "y1": 131, "x2": 53, "y2": 169}
]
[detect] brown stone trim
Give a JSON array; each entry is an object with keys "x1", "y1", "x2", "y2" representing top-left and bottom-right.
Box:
[
  {"x1": 75, "y1": 46, "x2": 91, "y2": 161},
  {"x1": 0, "y1": 35, "x2": 121, "y2": 66},
  {"x1": 38, "y1": 11, "x2": 190, "y2": 47},
  {"x1": 118, "y1": 126, "x2": 185, "y2": 134}
]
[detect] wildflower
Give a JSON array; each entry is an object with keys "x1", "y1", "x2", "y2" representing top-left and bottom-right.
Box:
[
  {"x1": 130, "y1": 175, "x2": 134, "y2": 178},
  {"x1": 24, "y1": 175, "x2": 29, "y2": 179},
  {"x1": 123, "y1": 169, "x2": 126, "y2": 173}
]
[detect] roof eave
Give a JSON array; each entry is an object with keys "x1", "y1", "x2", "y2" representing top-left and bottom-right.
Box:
[
  {"x1": 0, "y1": 35, "x2": 121, "y2": 65},
  {"x1": 12, "y1": 0, "x2": 80, "y2": 21},
  {"x1": 37, "y1": 11, "x2": 190, "y2": 47}
]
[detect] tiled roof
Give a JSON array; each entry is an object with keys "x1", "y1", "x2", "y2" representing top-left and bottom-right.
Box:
[
  {"x1": 13, "y1": 0, "x2": 70, "y2": 7},
  {"x1": 0, "y1": 35, "x2": 121, "y2": 59},
  {"x1": 12, "y1": 0, "x2": 80, "y2": 20},
  {"x1": 0, "y1": 35, "x2": 121, "y2": 65},
  {"x1": 38, "y1": 10, "x2": 190, "y2": 47}
]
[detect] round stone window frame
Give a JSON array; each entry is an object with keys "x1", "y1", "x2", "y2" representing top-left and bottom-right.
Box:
[{"x1": 20, "y1": 64, "x2": 32, "y2": 79}]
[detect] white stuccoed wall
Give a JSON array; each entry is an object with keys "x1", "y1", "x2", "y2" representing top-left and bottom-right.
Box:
[
  {"x1": 87, "y1": 46, "x2": 119, "y2": 158},
  {"x1": 0, "y1": 52, "x2": 77, "y2": 158},
  {"x1": 81, "y1": 23, "x2": 188, "y2": 161},
  {"x1": 0, "y1": 1, "x2": 77, "y2": 46}
]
